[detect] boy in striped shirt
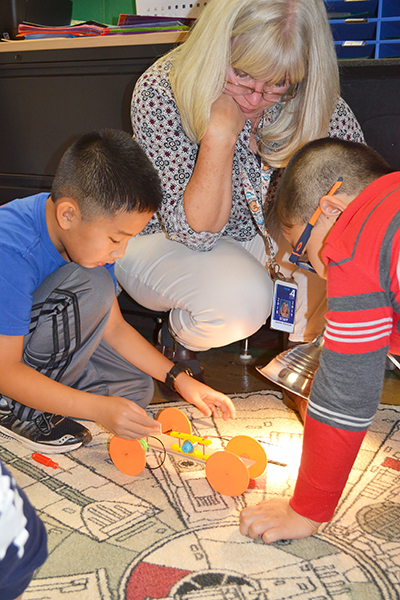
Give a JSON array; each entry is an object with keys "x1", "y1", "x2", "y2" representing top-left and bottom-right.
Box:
[{"x1": 240, "y1": 137, "x2": 398, "y2": 542}]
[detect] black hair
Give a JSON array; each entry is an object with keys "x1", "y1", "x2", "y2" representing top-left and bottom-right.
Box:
[
  {"x1": 51, "y1": 129, "x2": 162, "y2": 220},
  {"x1": 275, "y1": 137, "x2": 394, "y2": 227}
]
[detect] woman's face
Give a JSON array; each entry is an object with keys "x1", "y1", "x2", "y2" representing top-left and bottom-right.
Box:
[{"x1": 224, "y1": 67, "x2": 294, "y2": 121}]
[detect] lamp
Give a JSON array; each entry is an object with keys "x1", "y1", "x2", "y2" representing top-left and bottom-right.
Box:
[
  {"x1": 257, "y1": 333, "x2": 399, "y2": 400},
  {"x1": 257, "y1": 333, "x2": 323, "y2": 400}
]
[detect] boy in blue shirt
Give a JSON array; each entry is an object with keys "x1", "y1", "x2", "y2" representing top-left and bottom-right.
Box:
[{"x1": 0, "y1": 129, "x2": 235, "y2": 454}]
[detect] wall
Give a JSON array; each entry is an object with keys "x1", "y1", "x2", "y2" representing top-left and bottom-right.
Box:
[
  {"x1": 72, "y1": 0, "x2": 136, "y2": 25},
  {"x1": 0, "y1": 38, "x2": 398, "y2": 205}
]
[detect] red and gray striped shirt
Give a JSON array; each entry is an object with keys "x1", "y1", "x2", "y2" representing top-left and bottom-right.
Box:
[{"x1": 291, "y1": 171, "x2": 400, "y2": 522}]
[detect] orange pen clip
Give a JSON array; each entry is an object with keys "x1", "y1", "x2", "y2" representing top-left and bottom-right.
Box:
[{"x1": 289, "y1": 177, "x2": 344, "y2": 262}]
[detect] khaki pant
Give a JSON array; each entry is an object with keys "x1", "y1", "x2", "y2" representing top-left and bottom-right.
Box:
[{"x1": 115, "y1": 231, "x2": 327, "y2": 352}]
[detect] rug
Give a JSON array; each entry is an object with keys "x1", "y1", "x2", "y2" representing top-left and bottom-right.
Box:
[{"x1": 1, "y1": 389, "x2": 400, "y2": 600}]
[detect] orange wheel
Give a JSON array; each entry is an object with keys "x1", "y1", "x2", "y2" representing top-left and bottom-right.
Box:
[
  {"x1": 205, "y1": 450, "x2": 249, "y2": 497},
  {"x1": 226, "y1": 435, "x2": 267, "y2": 479},
  {"x1": 109, "y1": 436, "x2": 146, "y2": 476},
  {"x1": 156, "y1": 407, "x2": 192, "y2": 435}
]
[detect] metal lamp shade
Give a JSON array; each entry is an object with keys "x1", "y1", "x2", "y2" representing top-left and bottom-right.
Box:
[{"x1": 256, "y1": 334, "x2": 324, "y2": 400}]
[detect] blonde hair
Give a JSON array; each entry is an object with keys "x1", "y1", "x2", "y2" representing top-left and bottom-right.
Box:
[{"x1": 168, "y1": 0, "x2": 340, "y2": 168}]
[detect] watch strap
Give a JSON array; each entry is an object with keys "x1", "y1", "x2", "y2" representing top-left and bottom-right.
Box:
[{"x1": 165, "y1": 362, "x2": 194, "y2": 391}]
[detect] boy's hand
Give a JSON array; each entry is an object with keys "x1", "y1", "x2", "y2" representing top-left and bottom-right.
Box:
[
  {"x1": 96, "y1": 396, "x2": 161, "y2": 439},
  {"x1": 239, "y1": 498, "x2": 321, "y2": 543},
  {"x1": 174, "y1": 374, "x2": 236, "y2": 421}
]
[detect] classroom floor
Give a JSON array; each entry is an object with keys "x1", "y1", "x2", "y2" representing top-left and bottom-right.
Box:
[{"x1": 120, "y1": 301, "x2": 400, "y2": 408}]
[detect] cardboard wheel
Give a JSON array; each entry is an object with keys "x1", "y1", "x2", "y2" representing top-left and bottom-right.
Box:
[
  {"x1": 226, "y1": 435, "x2": 267, "y2": 479},
  {"x1": 156, "y1": 407, "x2": 192, "y2": 434},
  {"x1": 205, "y1": 450, "x2": 249, "y2": 497},
  {"x1": 109, "y1": 437, "x2": 146, "y2": 476}
]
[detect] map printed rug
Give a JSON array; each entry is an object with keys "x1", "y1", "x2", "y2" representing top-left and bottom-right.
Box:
[{"x1": 1, "y1": 389, "x2": 400, "y2": 600}]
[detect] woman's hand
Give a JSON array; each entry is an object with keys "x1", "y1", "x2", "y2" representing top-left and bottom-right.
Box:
[
  {"x1": 174, "y1": 373, "x2": 236, "y2": 421},
  {"x1": 95, "y1": 395, "x2": 162, "y2": 439},
  {"x1": 239, "y1": 498, "x2": 321, "y2": 543},
  {"x1": 207, "y1": 93, "x2": 246, "y2": 140}
]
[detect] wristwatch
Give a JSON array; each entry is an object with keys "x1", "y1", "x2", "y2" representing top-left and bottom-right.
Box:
[{"x1": 165, "y1": 362, "x2": 194, "y2": 391}]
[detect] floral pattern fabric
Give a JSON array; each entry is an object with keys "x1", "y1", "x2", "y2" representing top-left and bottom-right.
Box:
[{"x1": 131, "y1": 58, "x2": 365, "y2": 252}]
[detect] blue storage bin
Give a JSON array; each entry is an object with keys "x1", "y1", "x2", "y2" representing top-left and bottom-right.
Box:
[
  {"x1": 330, "y1": 19, "x2": 377, "y2": 41},
  {"x1": 377, "y1": 41, "x2": 400, "y2": 57},
  {"x1": 381, "y1": 19, "x2": 400, "y2": 40},
  {"x1": 334, "y1": 40, "x2": 377, "y2": 58},
  {"x1": 381, "y1": 0, "x2": 400, "y2": 18},
  {"x1": 325, "y1": 0, "x2": 379, "y2": 19}
]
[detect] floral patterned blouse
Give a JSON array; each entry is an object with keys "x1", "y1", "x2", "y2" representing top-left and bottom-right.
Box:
[{"x1": 131, "y1": 58, "x2": 365, "y2": 252}]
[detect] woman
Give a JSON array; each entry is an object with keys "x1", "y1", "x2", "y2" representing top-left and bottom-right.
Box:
[{"x1": 115, "y1": 0, "x2": 364, "y2": 377}]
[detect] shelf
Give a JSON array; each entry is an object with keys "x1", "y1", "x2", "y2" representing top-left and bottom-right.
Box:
[{"x1": 326, "y1": 0, "x2": 400, "y2": 59}]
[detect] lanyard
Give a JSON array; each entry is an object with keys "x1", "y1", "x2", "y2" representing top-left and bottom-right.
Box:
[
  {"x1": 241, "y1": 161, "x2": 298, "y2": 332},
  {"x1": 240, "y1": 163, "x2": 285, "y2": 281}
]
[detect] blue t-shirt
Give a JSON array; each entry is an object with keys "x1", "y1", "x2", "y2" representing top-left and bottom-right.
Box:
[{"x1": 0, "y1": 193, "x2": 116, "y2": 336}]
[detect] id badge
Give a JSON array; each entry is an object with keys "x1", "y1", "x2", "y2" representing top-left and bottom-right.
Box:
[{"x1": 270, "y1": 279, "x2": 298, "y2": 333}]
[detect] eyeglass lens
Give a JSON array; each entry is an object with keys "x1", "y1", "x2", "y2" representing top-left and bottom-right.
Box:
[{"x1": 225, "y1": 80, "x2": 297, "y2": 101}]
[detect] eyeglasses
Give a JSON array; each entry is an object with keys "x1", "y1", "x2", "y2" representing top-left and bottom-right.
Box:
[
  {"x1": 225, "y1": 80, "x2": 299, "y2": 103},
  {"x1": 288, "y1": 178, "x2": 344, "y2": 274}
]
